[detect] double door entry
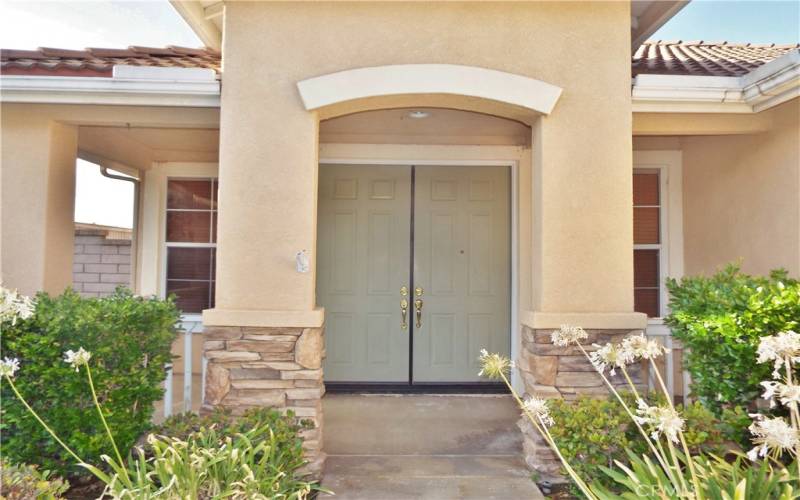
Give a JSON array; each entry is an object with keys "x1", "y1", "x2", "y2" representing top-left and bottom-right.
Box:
[{"x1": 317, "y1": 164, "x2": 510, "y2": 385}]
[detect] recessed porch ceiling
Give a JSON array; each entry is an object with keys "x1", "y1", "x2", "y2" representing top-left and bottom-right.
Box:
[
  {"x1": 319, "y1": 108, "x2": 531, "y2": 146},
  {"x1": 78, "y1": 126, "x2": 219, "y2": 171}
]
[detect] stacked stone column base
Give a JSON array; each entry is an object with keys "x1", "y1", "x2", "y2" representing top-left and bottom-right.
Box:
[
  {"x1": 517, "y1": 326, "x2": 645, "y2": 479},
  {"x1": 203, "y1": 325, "x2": 326, "y2": 477}
]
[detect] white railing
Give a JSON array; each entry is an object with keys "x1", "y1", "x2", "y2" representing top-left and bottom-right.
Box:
[
  {"x1": 646, "y1": 321, "x2": 691, "y2": 404},
  {"x1": 159, "y1": 319, "x2": 206, "y2": 421}
]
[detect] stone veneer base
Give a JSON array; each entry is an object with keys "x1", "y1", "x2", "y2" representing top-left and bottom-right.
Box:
[
  {"x1": 517, "y1": 326, "x2": 646, "y2": 477},
  {"x1": 203, "y1": 325, "x2": 326, "y2": 477}
]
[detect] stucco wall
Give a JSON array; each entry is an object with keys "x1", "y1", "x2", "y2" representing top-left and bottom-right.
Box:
[
  {"x1": 681, "y1": 99, "x2": 800, "y2": 277},
  {"x1": 215, "y1": 1, "x2": 636, "y2": 327},
  {"x1": 1, "y1": 107, "x2": 77, "y2": 295}
]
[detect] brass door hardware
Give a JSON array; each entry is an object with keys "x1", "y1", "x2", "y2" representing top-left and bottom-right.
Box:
[
  {"x1": 414, "y1": 298, "x2": 423, "y2": 328},
  {"x1": 415, "y1": 287, "x2": 424, "y2": 297},
  {"x1": 400, "y1": 298, "x2": 409, "y2": 330}
]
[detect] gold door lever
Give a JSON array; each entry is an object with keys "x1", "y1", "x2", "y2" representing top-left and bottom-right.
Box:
[
  {"x1": 414, "y1": 298, "x2": 423, "y2": 328},
  {"x1": 400, "y1": 299, "x2": 409, "y2": 330}
]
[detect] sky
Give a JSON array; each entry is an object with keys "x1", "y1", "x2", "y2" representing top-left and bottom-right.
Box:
[
  {"x1": 1, "y1": 0, "x2": 797, "y2": 229},
  {"x1": 652, "y1": 1, "x2": 800, "y2": 44},
  {"x1": 0, "y1": 1, "x2": 201, "y2": 50},
  {"x1": 74, "y1": 161, "x2": 135, "y2": 228}
]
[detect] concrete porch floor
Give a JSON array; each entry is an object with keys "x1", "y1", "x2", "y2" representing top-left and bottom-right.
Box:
[{"x1": 320, "y1": 394, "x2": 543, "y2": 499}]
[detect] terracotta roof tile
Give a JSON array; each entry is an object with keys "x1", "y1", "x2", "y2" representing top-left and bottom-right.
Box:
[
  {"x1": 1, "y1": 45, "x2": 220, "y2": 77},
  {"x1": 633, "y1": 40, "x2": 800, "y2": 77}
]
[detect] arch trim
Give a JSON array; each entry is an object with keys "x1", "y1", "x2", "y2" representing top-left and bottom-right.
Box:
[{"x1": 297, "y1": 64, "x2": 563, "y2": 116}]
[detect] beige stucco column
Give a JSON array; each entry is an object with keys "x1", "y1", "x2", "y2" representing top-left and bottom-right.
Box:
[{"x1": 1, "y1": 106, "x2": 77, "y2": 296}]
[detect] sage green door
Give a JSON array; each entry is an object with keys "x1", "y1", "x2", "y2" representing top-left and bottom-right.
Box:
[
  {"x1": 317, "y1": 165, "x2": 411, "y2": 382},
  {"x1": 412, "y1": 166, "x2": 511, "y2": 382},
  {"x1": 317, "y1": 164, "x2": 510, "y2": 384}
]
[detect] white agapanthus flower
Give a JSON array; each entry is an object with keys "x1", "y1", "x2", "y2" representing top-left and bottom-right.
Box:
[
  {"x1": 589, "y1": 342, "x2": 635, "y2": 376},
  {"x1": 756, "y1": 331, "x2": 800, "y2": 378},
  {"x1": 64, "y1": 348, "x2": 92, "y2": 372},
  {"x1": 0, "y1": 357, "x2": 20, "y2": 379},
  {"x1": 634, "y1": 399, "x2": 685, "y2": 444},
  {"x1": 747, "y1": 414, "x2": 799, "y2": 461},
  {"x1": 760, "y1": 380, "x2": 800, "y2": 409},
  {"x1": 0, "y1": 286, "x2": 36, "y2": 325},
  {"x1": 477, "y1": 349, "x2": 513, "y2": 378},
  {"x1": 622, "y1": 333, "x2": 669, "y2": 361},
  {"x1": 522, "y1": 396, "x2": 555, "y2": 427},
  {"x1": 551, "y1": 325, "x2": 588, "y2": 347}
]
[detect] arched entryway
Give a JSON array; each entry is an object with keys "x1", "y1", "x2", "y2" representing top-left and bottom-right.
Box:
[{"x1": 299, "y1": 64, "x2": 563, "y2": 393}]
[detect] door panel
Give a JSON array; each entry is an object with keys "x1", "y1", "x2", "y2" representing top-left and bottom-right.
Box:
[
  {"x1": 318, "y1": 165, "x2": 411, "y2": 382},
  {"x1": 413, "y1": 166, "x2": 511, "y2": 382}
]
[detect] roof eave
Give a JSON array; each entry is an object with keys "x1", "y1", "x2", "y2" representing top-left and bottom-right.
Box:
[
  {"x1": 170, "y1": 0, "x2": 222, "y2": 51},
  {"x1": 631, "y1": 1, "x2": 690, "y2": 50},
  {"x1": 0, "y1": 65, "x2": 221, "y2": 107},
  {"x1": 632, "y1": 50, "x2": 800, "y2": 113}
]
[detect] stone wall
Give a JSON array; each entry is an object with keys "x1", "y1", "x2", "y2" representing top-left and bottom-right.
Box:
[
  {"x1": 72, "y1": 226, "x2": 131, "y2": 297},
  {"x1": 203, "y1": 325, "x2": 326, "y2": 475},
  {"x1": 517, "y1": 326, "x2": 645, "y2": 476}
]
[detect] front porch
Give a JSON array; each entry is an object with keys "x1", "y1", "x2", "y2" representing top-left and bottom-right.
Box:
[{"x1": 2, "y1": 90, "x2": 797, "y2": 481}]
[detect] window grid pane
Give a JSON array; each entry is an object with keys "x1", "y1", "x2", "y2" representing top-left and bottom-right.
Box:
[
  {"x1": 166, "y1": 178, "x2": 217, "y2": 313},
  {"x1": 633, "y1": 170, "x2": 662, "y2": 318}
]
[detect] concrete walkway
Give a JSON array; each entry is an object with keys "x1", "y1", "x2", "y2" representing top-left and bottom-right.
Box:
[{"x1": 320, "y1": 394, "x2": 543, "y2": 499}]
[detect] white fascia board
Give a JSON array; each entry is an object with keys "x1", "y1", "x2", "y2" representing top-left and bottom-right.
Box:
[
  {"x1": 632, "y1": 50, "x2": 800, "y2": 113},
  {"x1": 741, "y1": 51, "x2": 800, "y2": 112},
  {"x1": 0, "y1": 65, "x2": 220, "y2": 107}
]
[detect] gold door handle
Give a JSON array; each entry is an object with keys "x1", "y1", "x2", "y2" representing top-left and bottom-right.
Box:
[
  {"x1": 414, "y1": 298, "x2": 423, "y2": 328},
  {"x1": 400, "y1": 298, "x2": 409, "y2": 330}
]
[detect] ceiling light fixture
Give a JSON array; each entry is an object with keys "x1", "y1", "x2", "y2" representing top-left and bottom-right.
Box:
[{"x1": 407, "y1": 110, "x2": 431, "y2": 119}]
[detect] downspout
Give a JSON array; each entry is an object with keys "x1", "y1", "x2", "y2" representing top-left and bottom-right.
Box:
[{"x1": 99, "y1": 166, "x2": 140, "y2": 293}]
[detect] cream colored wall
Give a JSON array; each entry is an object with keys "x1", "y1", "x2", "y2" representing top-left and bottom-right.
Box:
[
  {"x1": 214, "y1": 1, "x2": 640, "y2": 328},
  {"x1": 1, "y1": 106, "x2": 77, "y2": 295},
  {"x1": 681, "y1": 99, "x2": 800, "y2": 277}
]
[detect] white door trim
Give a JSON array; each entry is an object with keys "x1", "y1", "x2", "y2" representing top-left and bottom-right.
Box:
[{"x1": 319, "y1": 157, "x2": 521, "y2": 392}]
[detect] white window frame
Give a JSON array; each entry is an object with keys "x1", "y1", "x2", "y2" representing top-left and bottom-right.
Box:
[
  {"x1": 633, "y1": 150, "x2": 684, "y2": 322},
  {"x1": 633, "y1": 168, "x2": 668, "y2": 319},
  {"x1": 161, "y1": 176, "x2": 218, "y2": 319},
  {"x1": 634, "y1": 151, "x2": 686, "y2": 398},
  {"x1": 136, "y1": 161, "x2": 219, "y2": 323}
]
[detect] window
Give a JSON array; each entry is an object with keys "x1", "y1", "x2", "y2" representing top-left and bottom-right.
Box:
[
  {"x1": 633, "y1": 170, "x2": 662, "y2": 318},
  {"x1": 165, "y1": 179, "x2": 217, "y2": 314}
]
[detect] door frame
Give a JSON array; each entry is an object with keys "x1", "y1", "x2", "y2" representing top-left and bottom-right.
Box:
[{"x1": 318, "y1": 157, "x2": 521, "y2": 392}]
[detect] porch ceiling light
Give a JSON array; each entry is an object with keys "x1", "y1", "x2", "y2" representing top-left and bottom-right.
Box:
[{"x1": 407, "y1": 110, "x2": 431, "y2": 119}]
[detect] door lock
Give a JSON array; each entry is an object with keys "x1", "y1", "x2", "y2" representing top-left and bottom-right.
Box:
[
  {"x1": 414, "y1": 298, "x2": 423, "y2": 328},
  {"x1": 415, "y1": 287, "x2": 424, "y2": 297}
]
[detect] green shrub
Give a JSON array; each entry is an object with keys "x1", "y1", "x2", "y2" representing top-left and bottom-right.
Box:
[
  {"x1": 153, "y1": 407, "x2": 313, "y2": 456},
  {"x1": 596, "y1": 452, "x2": 797, "y2": 499},
  {"x1": 103, "y1": 410, "x2": 321, "y2": 498},
  {"x1": 0, "y1": 459, "x2": 69, "y2": 500},
  {"x1": 666, "y1": 265, "x2": 800, "y2": 415},
  {"x1": 548, "y1": 393, "x2": 742, "y2": 492},
  {"x1": 1, "y1": 288, "x2": 179, "y2": 478}
]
